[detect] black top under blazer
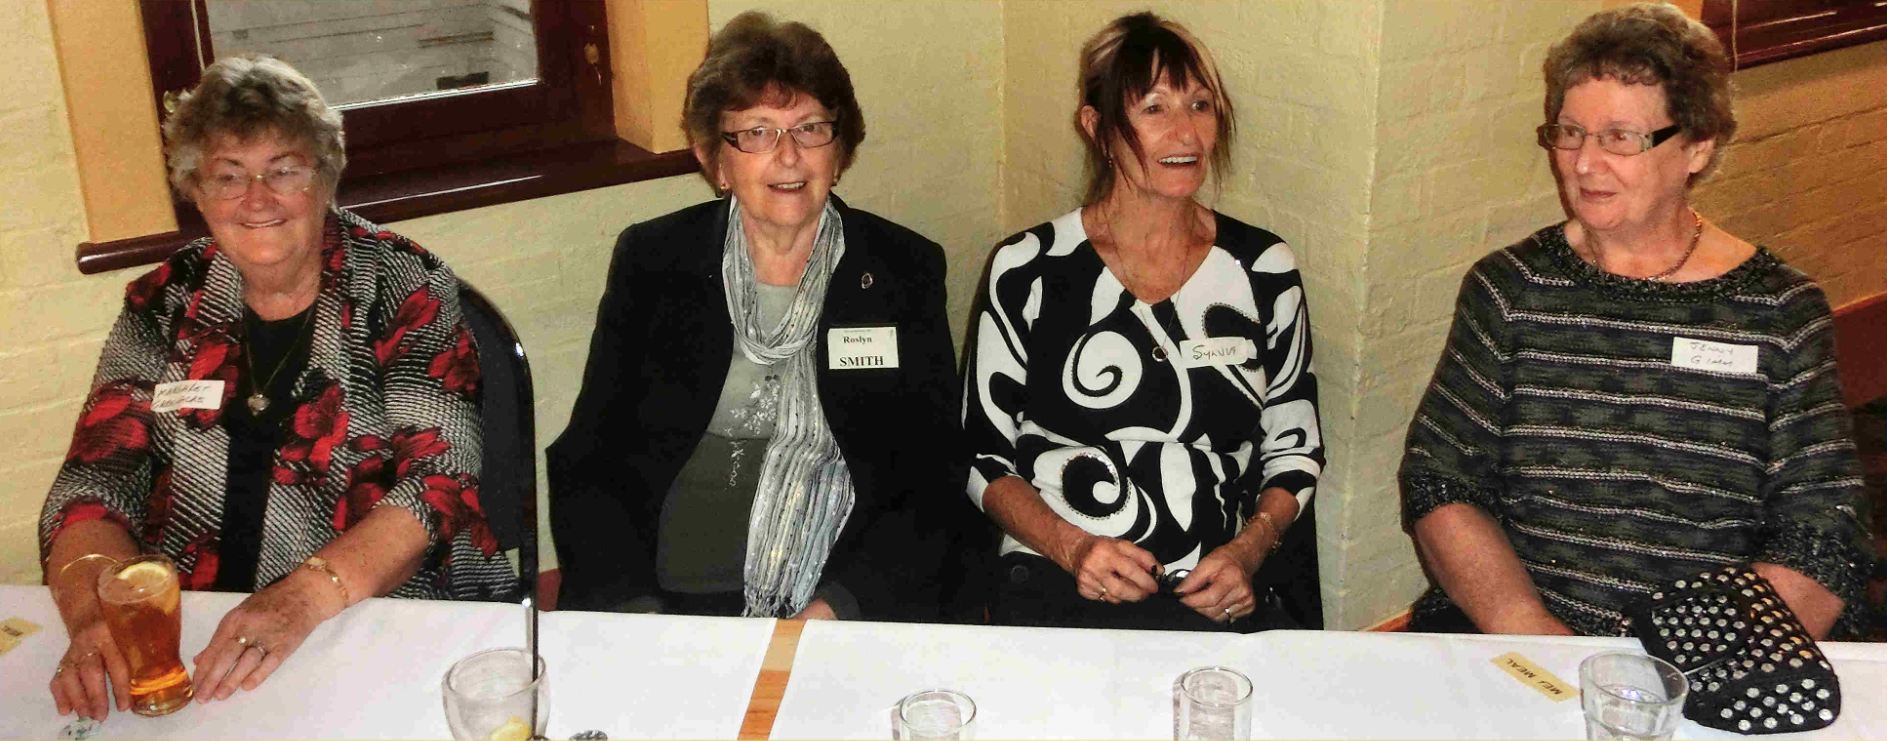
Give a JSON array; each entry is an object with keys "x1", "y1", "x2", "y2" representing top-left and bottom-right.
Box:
[{"x1": 547, "y1": 196, "x2": 963, "y2": 620}]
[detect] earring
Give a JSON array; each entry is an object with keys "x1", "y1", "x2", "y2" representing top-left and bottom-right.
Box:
[{"x1": 718, "y1": 182, "x2": 729, "y2": 190}]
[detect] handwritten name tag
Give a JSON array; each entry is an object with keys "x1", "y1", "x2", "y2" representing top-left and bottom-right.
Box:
[
  {"x1": 1491, "y1": 651, "x2": 1575, "y2": 702},
  {"x1": 150, "y1": 380, "x2": 225, "y2": 413},
  {"x1": 827, "y1": 326, "x2": 899, "y2": 370},
  {"x1": 1177, "y1": 337, "x2": 1255, "y2": 369},
  {"x1": 1671, "y1": 337, "x2": 1758, "y2": 375}
]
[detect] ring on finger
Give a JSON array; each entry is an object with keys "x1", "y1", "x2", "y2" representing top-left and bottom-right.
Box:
[{"x1": 235, "y1": 635, "x2": 252, "y2": 648}]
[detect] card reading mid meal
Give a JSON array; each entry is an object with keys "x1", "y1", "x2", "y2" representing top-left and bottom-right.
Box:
[{"x1": 1490, "y1": 651, "x2": 1575, "y2": 702}]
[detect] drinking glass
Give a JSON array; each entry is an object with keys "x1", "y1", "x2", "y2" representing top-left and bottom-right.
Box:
[
  {"x1": 1174, "y1": 666, "x2": 1252, "y2": 740},
  {"x1": 94, "y1": 554, "x2": 193, "y2": 716},
  {"x1": 1580, "y1": 652, "x2": 1688, "y2": 740},
  {"x1": 896, "y1": 689, "x2": 976, "y2": 740},
  {"x1": 443, "y1": 648, "x2": 549, "y2": 741}
]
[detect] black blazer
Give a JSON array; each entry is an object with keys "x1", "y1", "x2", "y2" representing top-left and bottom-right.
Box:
[{"x1": 548, "y1": 197, "x2": 963, "y2": 620}]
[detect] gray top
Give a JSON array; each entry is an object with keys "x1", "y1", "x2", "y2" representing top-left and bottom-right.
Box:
[
  {"x1": 1399, "y1": 224, "x2": 1870, "y2": 636},
  {"x1": 656, "y1": 282, "x2": 795, "y2": 593}
]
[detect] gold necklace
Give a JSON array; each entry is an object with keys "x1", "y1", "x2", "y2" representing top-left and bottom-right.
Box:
[
  {"x1": 1588, "y1": 208, "x2": 1704, "y2": 282},
  {"x1": 243, "y1": 306, "x2": 316, "y2": 415}
]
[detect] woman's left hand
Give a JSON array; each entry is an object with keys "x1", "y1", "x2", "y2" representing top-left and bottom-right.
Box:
[
  {"x1": 1174, "y1": 544, "x2": 1260, "y2": 624},
  {"x1": 190, "y1": 573, "x2": 333, "y2": 702}
]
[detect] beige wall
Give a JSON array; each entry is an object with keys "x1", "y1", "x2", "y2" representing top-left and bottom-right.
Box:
[
  {"x1": 3, "y1": 1, "x2": 1881, "y2": 628},
  {"x1": 1693, "y1": 40, "x2": 1887, "y2": 308}
]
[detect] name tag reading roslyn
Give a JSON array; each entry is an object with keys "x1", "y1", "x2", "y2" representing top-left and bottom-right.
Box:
[
  {"x1": 1670, "y1": 337, "x2": 1758, "y2": 375},
  {"x1": 151, "y1": 380, "x2": 226, "y2": 413},
  {"x1": 1177, "y1": 337, "x2": 1255, "y2": 369},
  {"x1": 827, "y1": 326, "x2": 899, "y2": 370}
]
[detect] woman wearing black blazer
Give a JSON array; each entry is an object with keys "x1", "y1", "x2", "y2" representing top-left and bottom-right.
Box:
[{"x1": 548, "y1": 12, "x2": 961, "y2": 621}]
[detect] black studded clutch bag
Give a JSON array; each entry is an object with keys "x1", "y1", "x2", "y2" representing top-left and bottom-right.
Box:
[{"x1": 1626, "y1": 565, "x2": 1841, "y2": 735}]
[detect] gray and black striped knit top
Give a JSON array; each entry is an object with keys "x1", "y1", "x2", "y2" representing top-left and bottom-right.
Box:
[{"x1": 1400, "y1": 223, "x2": 1871, "y2": 637}]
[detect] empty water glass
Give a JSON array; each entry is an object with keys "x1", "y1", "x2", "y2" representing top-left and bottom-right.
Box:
[
  {"x1": 443, "y1": 648, "x2": 549, "y2": 741},
  {"x1": 1174, "y1": 666, "x2": 1253, "y2": 740},
  {"x1": 895, "y1": 689, "x2": 976, "y2": 740},
  {"x1": 1580, "y1": 652, "x2": 1688, "y2": 740}
]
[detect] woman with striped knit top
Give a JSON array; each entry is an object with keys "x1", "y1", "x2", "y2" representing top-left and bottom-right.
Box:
[{"x1": 1400, "y1": 3, "x2": 1871, "y2": 639}]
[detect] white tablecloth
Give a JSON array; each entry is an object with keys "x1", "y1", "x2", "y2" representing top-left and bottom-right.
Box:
[
  {"x1": 0, "y1": 585, "x2": 774, "y2": 739},
  {"x1": 771, "y1": 621, "x2": 1887, "y2": 739}
]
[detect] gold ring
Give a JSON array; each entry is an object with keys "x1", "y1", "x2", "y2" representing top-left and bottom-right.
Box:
[{"x1": 252, "y1": 644, "x2": 269, "y2": 658}]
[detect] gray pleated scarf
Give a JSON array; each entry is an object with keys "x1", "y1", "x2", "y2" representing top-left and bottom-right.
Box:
[{"x1": 721, "y1": 197, "x2": 856, "y2": 617}]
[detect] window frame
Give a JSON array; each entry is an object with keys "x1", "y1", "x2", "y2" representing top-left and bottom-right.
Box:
[
  {"x1": 1701, "y1": 0, "x2": 1887, "y2": 69},
  {"x1": 77, "y1": 0, "x2": 696, "y2": 274}
]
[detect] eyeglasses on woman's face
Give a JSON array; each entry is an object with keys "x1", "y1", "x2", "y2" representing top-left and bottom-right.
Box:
[
  {"x1": 720, "y1": 121, "x2": 839, "y2": 154},
  {"x1": 1537, "y1": 122, "x2": 1681, "y2": 156},
  {"x1": 197, "y1": 163, "x2": 318, "y2": 200}
]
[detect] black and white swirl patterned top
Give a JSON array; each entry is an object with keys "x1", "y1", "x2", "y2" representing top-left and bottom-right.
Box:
[{"x1": 963, "y1": 209, "x2": 1324, "y2": 569}]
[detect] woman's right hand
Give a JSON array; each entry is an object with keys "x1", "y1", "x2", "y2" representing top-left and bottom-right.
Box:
[
  {"x1": 1063, "y1": 535, "x2": 1161, "y2": 603},
  {"x1": 49, "y1": 603, "x2": 132, "y2": 720}
]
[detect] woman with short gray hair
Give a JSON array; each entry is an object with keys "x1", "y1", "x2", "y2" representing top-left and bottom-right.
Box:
[
  {"x1": 41, "y1": 54, "x2": 511, "y2": 719},
  {"x1": 549, "y1": 12, "x2": 963, "y2": 621},
  {"x1": 1400, "y1": 2, "x2": 1869, "y2": 638}
]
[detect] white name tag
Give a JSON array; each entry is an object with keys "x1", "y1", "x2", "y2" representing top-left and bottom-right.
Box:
[
  {"x1": 1177, "y1": 337, "x2": 1255, "y2": 369},
  {"x1": 827, "y1": 326, "x2": 899, "y2": 370},
  {"x1": 1670, "y1": 337, "x2": 1759, "y2": 375},
  {"x1": 150, "y1": 380, "x2": 225, "y2": 413}
]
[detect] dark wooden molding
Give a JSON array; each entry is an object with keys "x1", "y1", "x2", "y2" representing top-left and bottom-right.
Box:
[
  {"x1": 77, "y1": 141, "x2": 698, "y2": 275},
  {"x1": 1703, "y1": 0, "x2": 1887, "y2": 69}
]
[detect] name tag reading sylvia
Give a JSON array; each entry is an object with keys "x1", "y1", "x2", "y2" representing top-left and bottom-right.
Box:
[
  {"x1": 150, "y1": 380, "x2": 225, "y2": 413},
  {"x1": 1177, "y1": 337, "x2": 1255, "y2": 369},
  {"x1": 1670, "y1": 337, "x2": 1758, "y2": 375},
  {"x1": 827, "y1": 326, "x2": 899, "y2": 370}
]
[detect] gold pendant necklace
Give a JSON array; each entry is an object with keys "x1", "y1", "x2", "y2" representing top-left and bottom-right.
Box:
[{"x1": 244, "y1": 305, "x2": 316, "y2": 415}]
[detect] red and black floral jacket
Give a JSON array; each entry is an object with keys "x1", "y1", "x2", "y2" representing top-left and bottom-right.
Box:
[{"x1": 38, "y1": 209, "x2": 513, "y2": 600}]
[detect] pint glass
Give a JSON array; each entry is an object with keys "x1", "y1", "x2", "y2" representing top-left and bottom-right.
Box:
[{"x1": 95, "y1": 554, "x2": 193, "y2": 716}]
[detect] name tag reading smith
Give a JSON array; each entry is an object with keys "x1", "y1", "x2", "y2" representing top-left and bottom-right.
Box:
[{"x1": 827, "y1": 326, "x2": 899, "y2": 370}]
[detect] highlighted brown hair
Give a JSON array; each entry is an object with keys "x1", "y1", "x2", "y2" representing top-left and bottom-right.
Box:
[{"x1": 1076, "y1": 12, "x2": 1235, "y2": 205}]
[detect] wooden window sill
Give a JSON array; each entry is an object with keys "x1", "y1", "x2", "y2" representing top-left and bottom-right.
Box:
[{"x1": 75, "y1": 139, "x2": 697, "y2": 275}]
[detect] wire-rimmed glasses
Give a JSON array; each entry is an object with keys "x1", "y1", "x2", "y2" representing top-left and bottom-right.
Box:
[
  {"x1": 197, "y1": 164, "x2": 317, "y2": 200},
  {"x1": 720, "y1": 121, "x2": 839, "y2": 154},
  {"x1": 1537, "y1": 122, "x2": 1681, "y2": 156}
]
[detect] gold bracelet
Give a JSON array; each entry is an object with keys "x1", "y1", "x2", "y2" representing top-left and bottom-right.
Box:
[
  {"x1": 1250, "y1": 511, "x2": 1285, "y2": 554},
  {"x1": 300, "y1": 556, "x2": 350, "y2": 606}
]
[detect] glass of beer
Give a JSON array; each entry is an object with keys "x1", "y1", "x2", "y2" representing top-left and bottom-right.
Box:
[{"x1": 95, "y1": 554, "x2": 193, "y2": 716}]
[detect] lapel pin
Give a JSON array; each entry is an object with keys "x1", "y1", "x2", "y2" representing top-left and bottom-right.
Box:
[{"x1": 859, "y1": 272, "x2": 875, "y2": 290}]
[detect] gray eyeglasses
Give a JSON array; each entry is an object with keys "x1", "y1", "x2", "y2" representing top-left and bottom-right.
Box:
[
  {"x1": 1537, "y1": 122, "x2": 1681, "y2": 156},
  {"x1": 197, "y1": 164, "x2": 317, "y2": 200},
  {"x1": 720, "y1": 121, "x2": 839, "y2": 154}
]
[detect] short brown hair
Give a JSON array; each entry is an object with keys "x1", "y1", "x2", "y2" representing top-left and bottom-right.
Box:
[
  {"x1": 1543, "y1": 2, "x2": 1736, "y2": 180},
  {"x1": 1076, "y1": 12, "x2": 1236, "y2": 206},
  {"x1": 162, "y1": 54, "x2": 346, "y2": 202},
  {"x1": 682, "y1": 12, "x2": 864, "y2": 183}
]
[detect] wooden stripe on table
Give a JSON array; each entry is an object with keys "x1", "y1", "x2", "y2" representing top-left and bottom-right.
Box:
[{"x1": 739, "y1": 619, "x2": 806, "y2": 739}]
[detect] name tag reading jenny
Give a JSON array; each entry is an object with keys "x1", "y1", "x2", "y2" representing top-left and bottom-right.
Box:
[
  {"x1": 828, "y1": 326, "x2": 899, "y2": 370},
  {"x1": 1670, "y1": 337, "x2": 1759, "y2": 375},
  {"x1": 150, "y1": 380, "x2": 226, "y2": 413},
  {"x1": 1178, "y1": 337, "x2": 1255, "y2": 369}
]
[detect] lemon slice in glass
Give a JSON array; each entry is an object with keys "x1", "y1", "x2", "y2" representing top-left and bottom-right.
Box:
[{"x1": 489, "y1": 717, "x2": 531, "y2": 741}]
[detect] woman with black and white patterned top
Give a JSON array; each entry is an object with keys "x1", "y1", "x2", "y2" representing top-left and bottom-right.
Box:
[{"x1": 963, "y1": 12, "x2": 1323, "y2": 631}]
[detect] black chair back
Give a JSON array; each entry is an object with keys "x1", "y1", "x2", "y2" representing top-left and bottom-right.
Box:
[
  {"x1": 1254, "y1": 500, "x2": 1323, "y2": 629},
  {"x1": 458, "y1": 282, "x2": 538, "y2": 603}
]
